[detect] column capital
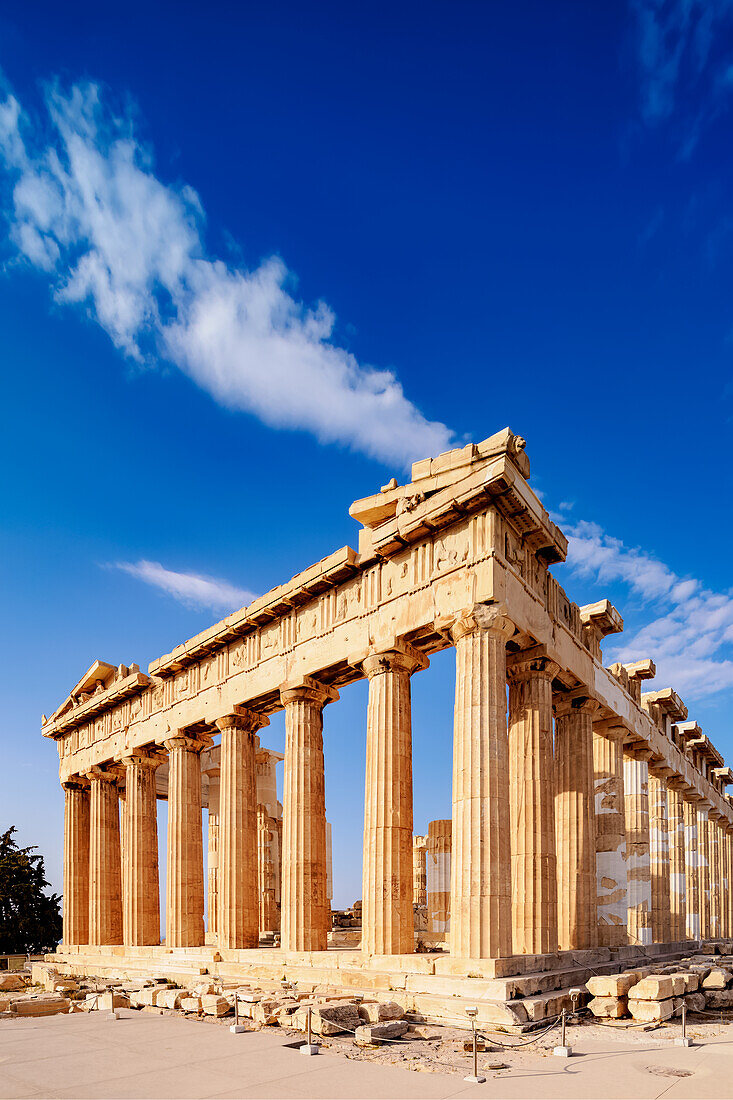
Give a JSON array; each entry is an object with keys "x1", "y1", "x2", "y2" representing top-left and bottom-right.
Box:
[
  {"x1": 625, "y1": 745, "x2": 654, "y2": 763},
  {"x1": 215, "y1": 705, "x2": 270, "y2": 735},
  {"x1": 361, "y1": 641, "x2": 428, "y2": 680},
  {"x1": 61, "y1": 774, "x2": 90, "y2": 791},
  {"x1": 553, "y1": 691, "x2": 599, "y2": 719},
  {"x1": 593, "y1": 717, "x2": 629, "y2": 741},
  {"x1": 117, "y1": 747, "x2": 166, "y2": 770},
  {"x1": 280, "y1": 675, "x2": 339, "y2": 709},
  {"x1": 163, "y1": 733, "x2": 213, "y2": 754},
  {"x1": 83, "y1": 763, "x2": 124, "y2": 785},
  {"x1": 507, "y1": 646, "x2": 559, "y2": 683},
  {"x1": 449, "y1": 602, "x2": 514, "y2": 645}
]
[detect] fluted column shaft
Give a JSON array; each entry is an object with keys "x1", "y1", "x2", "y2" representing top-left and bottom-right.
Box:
[
  {"x1": 121, "y1": 752, "x2": 161, "y2": 946},
  {"x1": 87, "y1": 767, "x2": 123, "y2": 945},
  {"x1": 593, "y1": 723, "x2": 628, "y2": 946},
  {"x1": 709, "y1": 815, "x2": 721, "y2": 938},
  {"x1": 207, "y1": 774, "x2": 220, "y2": 939},
  {"x1": 361, "y1": 646, "x2": 425, "y2": 955},
  {"x1": 648, "y1": 772, "x2": 671, "y2": 944},
  {"x1": 450, "y1": 604, "x2": 514, "y2": 959},
  {"x1": 280, "y1": 678, "x2": 337, "y2": 952},
  {"x1": 165, "y1": 736, "x2": 207, "y2": 948},
  {"x1": 684, "y1": 800, "x2": 701, "y2": 940},
  {"x1": 216, "y1": 708, "x2": 267, "y2": 950},
  {"x1": 554, "y1": 694, "x2": 598, "y2": 950},
  {"x1": 413, "y1": 836, "x2": 428, "y2": 908},
  {"x1": 62, "y1": 778, "x2": 90, "y2": 945},
  {"x1": 727, "y1": 828, "x2": 733, "y2": 939},
  {"x1": 698, "y1": 805, "x2": 711, "y2": 938},
  {"x1": 508, "y1": 649, "x2": 559, "y2": 956},
  {"x1": 624, "y1": 751, "x2": 652, "y2": 946},
  {"x1": 667, "y1": 785, "x2": 687, "y2": 941},
  {"x1": 258, "y1": 806, "x2": 280, "y2": 934},
  {"x1": 426, "y1": 819, "x2": 452, "y2": 934}
]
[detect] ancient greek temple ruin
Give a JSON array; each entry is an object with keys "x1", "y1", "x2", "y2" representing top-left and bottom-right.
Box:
[{"x1": 43, "y1": 429, "x2": 733, "y2": 1026}]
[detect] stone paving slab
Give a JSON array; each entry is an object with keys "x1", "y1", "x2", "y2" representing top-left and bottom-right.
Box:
[{"x1": 2, "y1": 1008, "x2": 733, "y2": 1099}]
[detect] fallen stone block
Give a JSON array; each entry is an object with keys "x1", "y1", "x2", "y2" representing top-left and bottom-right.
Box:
[
  {"x1": 12, "y1": 998, "x2": 70, "y2": 1017},
  {"x1": 96, "y1": 993, "x2": 129, "y2": 1011},
  {"x1": 291, "y1": 1003, "x2": 362, "y2": 1036},
  {"x1": 358, "y1": 1000, "x2": 405, "y2": 1023},
  {"x1": 354, "y1": 1021, "x2": 409, "y2": 1046},
  {"x1": 702, "y1": 968, "x2": 732, "y2": 991},
  {"x1": 156, "y1": 989, "x2": 186, "y2": 1010},
  {"x1": 587, "y1": 996, "x2": 628, "y2": 1019},
  {"x1": 130, "y1": 988, "x2": 163, "y2": 1008},
  {"x1": 586, "y1": 972, "x2": 639, "y2": 998},
  {"x1": 685, "y1": 992, "x2": 706, "y2": 1012},
  {"x1": 628, "y1": 998, "x2": 675, "y2": 1023},
  {"x1": 252, "y1": 999, "x2": 281, "y2": 1025},
  {"x1": 53, "y1": 981, "x2": 78, "y2": 994},
  {"x1": 628, "y1": 976, "x2": 674, "y2": 1001},
  {"x1": 180, "y1": 997, "x2": 202, "y2": 1013},
  {"x1": 705, "y1": 989, "x2": 733, "y2": 1009},
  {"x1": 672, "y1": 973, "x2": 699, "y2": 993},
  {"x1": 0, "y1": 974, "x2": 26, "y2": 992},
  {"x1": 193, "y1": 982, "x2": 217, "y2": 997},
  {"x1": 201, "y1": 995, "x2": 231, "y2": 1017}
]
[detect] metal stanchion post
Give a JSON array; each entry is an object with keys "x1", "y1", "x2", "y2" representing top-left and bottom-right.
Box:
[
  {"x1": 675, "y1": 1001, "x2": 693, "y2": 1047},
  {"x1": 463, "y1": 1007, "x2": 486, "y2": 1084},
  {"x1": 300, "y1": 1005, "x2": 320, "y2": 1056},
  {"x1": 230, "y1": 991, "x2": 246, "y2": 1034},
  {"x1": 553, "y1": 1007, "x2": 573, "y2": 1057}
]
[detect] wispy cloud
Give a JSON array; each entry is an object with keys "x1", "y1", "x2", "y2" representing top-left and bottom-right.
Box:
[
  {"x1": 561, "y1": 517, "x2": 733, "y2": 700},
  {"x1": 113, "y1": 559, "x2": 256, "y2": 612},
  {"x1": 0, "y1": 77, "x2": 453, "y2": 468},
  {"x1": 631, "y1": 0, "x2": 733, "y2": 153}
]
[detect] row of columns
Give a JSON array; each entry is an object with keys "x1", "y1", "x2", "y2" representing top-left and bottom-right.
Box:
[{"x1": 63, "y1": 602, "x2": 733, "y2": 959}]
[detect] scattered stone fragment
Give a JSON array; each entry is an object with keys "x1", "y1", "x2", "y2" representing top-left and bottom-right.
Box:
[
  {"x1": 587, "y1": 996, "x2": 628, "y2": 1019},
  {"x1": 704, "y1": 989, "x2": 733, "y2": 1009},
  {"x1": 180, "y1": 996, "x2": 202, "y2": 1013},
  {"x1": 0, "y1": 975, "x2": 26, "y2": 992},
  {"x1": 354, "y1": 1021, "x2": 409, "y2": 1045},
  {"x1": 628, "y1": 977, "x2": 674, "y2": 1001},
  {"x1": 628, "y1": 999, "x2": 675, "y2": 1023},
  {"x1": 586, "y1": 972, "x2": 639, "y2": 998},
  {"x1": 358, "y1": 1000, "x2": 405, "y2": 1023},
  {"x1": 201, "y1": 995, "x2": 231, "y2": 1016},
  {"x1": 685, "y1": 992, "x2": 706, "y2": 1012},
  {"x1": 12, "y1": 998, "x2": 70, "y2": 1017},
  {"x1": 156, "y1": 989, "x2": 186, "y2": 1010},
  {"x1": 702, "y1": 968, "x2": 732, "y2": 991}
]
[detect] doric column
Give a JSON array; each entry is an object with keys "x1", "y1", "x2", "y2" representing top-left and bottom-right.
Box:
[
  {"x1": 413, "y1": 835, "x2": 428, "y2": 908},
  {"x1": 164, "y1": 734, "x2": 209, "y2": 948},
  {"x1": 206, "y1": 770, "x2": 220, "y2": 940},
  {"x1": 426, "y1": 819, "x2": 452, "y2": 935},
  {"x1": 280, "y1": 677, "x2": 338, "y2": 952},
  {"x1": 554, "y1": 693, "x2": 598, "y2": 950},
  {"x1": 683, "y1": 799, "x2": 701, "y2": 940},
  {"x1": 727, "y1": 826, "x2": 733, "y2": 939},
  {"x1": 623, "y1": 749, "x2": 652, "y2": 946},
  {"x1": 450, "y1": 604, "x2": 514, "y2": 960},
  {"x1": 120, "y1": 750, "x2": 162, "y2": 946},
  {"x1": 62, "y1": 777, "x2": 90, "y2": 945},
  {"x1": 704, "y1": 818, "x2": 717, "y2": 937},
  {"x1": 648, "y1": 770, "x2": 671, "y2": 944},
  {"x1": 86, "y1": 765, "x2": 123, "y2": 945},
  {"x1": 361, "y1": 644, "x2": 426, "y2": 956},
  {"x1": 507, "y1": 648, "x2": 559, "y2": 956},
  {"x1": 258, "y1": 806, "x2": 279, "y2": 934},
  {"x1": 593, "y1": 722, "x2": 628, "y2": 946},
  {"x1": 667, "y1": 783, "x2": 687, "y2": 941},
  {"x1": 698, "y1": 804, "x2": 711, "y2": 938},
  {"x1": 215, "y1": 707, "x2": 268, "y2": 950}
]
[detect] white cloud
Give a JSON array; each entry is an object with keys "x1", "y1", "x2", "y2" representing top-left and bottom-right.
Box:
[
  {"x1": 561, "y1": 517, "x2": 733, "y2": 700},
  {"x1": 0, "y1": 78, "x2": 453, "y2": 468},
  {"x1": 113, "y1": 559, "x2": 255, "y2": 612}
]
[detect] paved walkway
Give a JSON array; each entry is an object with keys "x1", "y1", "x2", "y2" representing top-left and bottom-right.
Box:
[{"x1": 1, "y1": 1010, "x2": 732, "y2": 1099}]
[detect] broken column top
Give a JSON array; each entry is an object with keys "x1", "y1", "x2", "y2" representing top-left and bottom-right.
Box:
[
  {"x1": 641, "y1": 687, "x2": 688, "y2": 722},
  {"x1": 579, "y1": 600, "x2": 624, "y2": 637}
]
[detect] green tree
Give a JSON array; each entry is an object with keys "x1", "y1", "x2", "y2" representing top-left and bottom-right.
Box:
[{"x1": 0, "y1": 827, "x2": 62, "y2": 954}]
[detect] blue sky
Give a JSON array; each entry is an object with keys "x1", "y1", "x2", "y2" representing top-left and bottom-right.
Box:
[{"x1": 1, "y1": 0, "x2": 733, "y2": 910}]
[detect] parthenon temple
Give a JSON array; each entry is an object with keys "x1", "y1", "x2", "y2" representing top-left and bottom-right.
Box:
[{"x1": 43, "y1": 429, "x2": 733, "y2": 1027}]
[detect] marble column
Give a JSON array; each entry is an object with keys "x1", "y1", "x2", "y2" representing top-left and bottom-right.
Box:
[
  {"x1": 216, "y1": 708, "x2": 268, "y2": 950},
  {"x1": 280, "y1": 677, "x2": 337, "y2": 952},
  {"x1": 623, "y1": 750, "x2": 652, "y2": 946},
  {"x1": 593, "y1": 722, "x2": 628, "y2": 946},
  {"x1": 648, "y1": 771, "x2": 671, "y2": 944},
  {"x1": 120, "y1": 750, "x2": 162, "y2": 946},
  {"x1": 450, "y1": 604, "x2": 514, "y2": 960},
  {"x1": 698, "y1": 805, "x2": 711, "y2": 939},
  {"x1": 86, "y1": 765, "x2": 123, "y2": 945},
  {"x1": 554, "y1": 693, "x2": 598, "y2": 950},
  {"x1": 507, "y1": 648, "x2": 559, "y2": 956},
  {"x1": 708, "y1": 814, "x2": 721, "y2": 939},
  {"x1": 164, "y1": 735, "x2": 208, "y2": 948},
  {"x1": 62, "y1": 777, "x2": 90, "y2": 945},
  {"x1": 667, "y1": 783, "x2": 687, "y2": 941},
  {"x1": 206, "y1": 771, "x2": 220, "y2": 940},
  {"x1": 258, "y1": 806, "x2": 279, "y2": 934},
  {"x1": 413, "y1": 835, "x2": 428, "y2": 908},
  {"x1": 426, "y1": 819, "x2": 452, "y2": 935},
  {"x1": 727, "y1": 827, "x2": 733, "y2": 939},
  {"x1": 361, "y1": 644, "x2": 426, "y2": 956},
  {"x1": 683, "y1": 799, "x2": 701, "y2": 941}
]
